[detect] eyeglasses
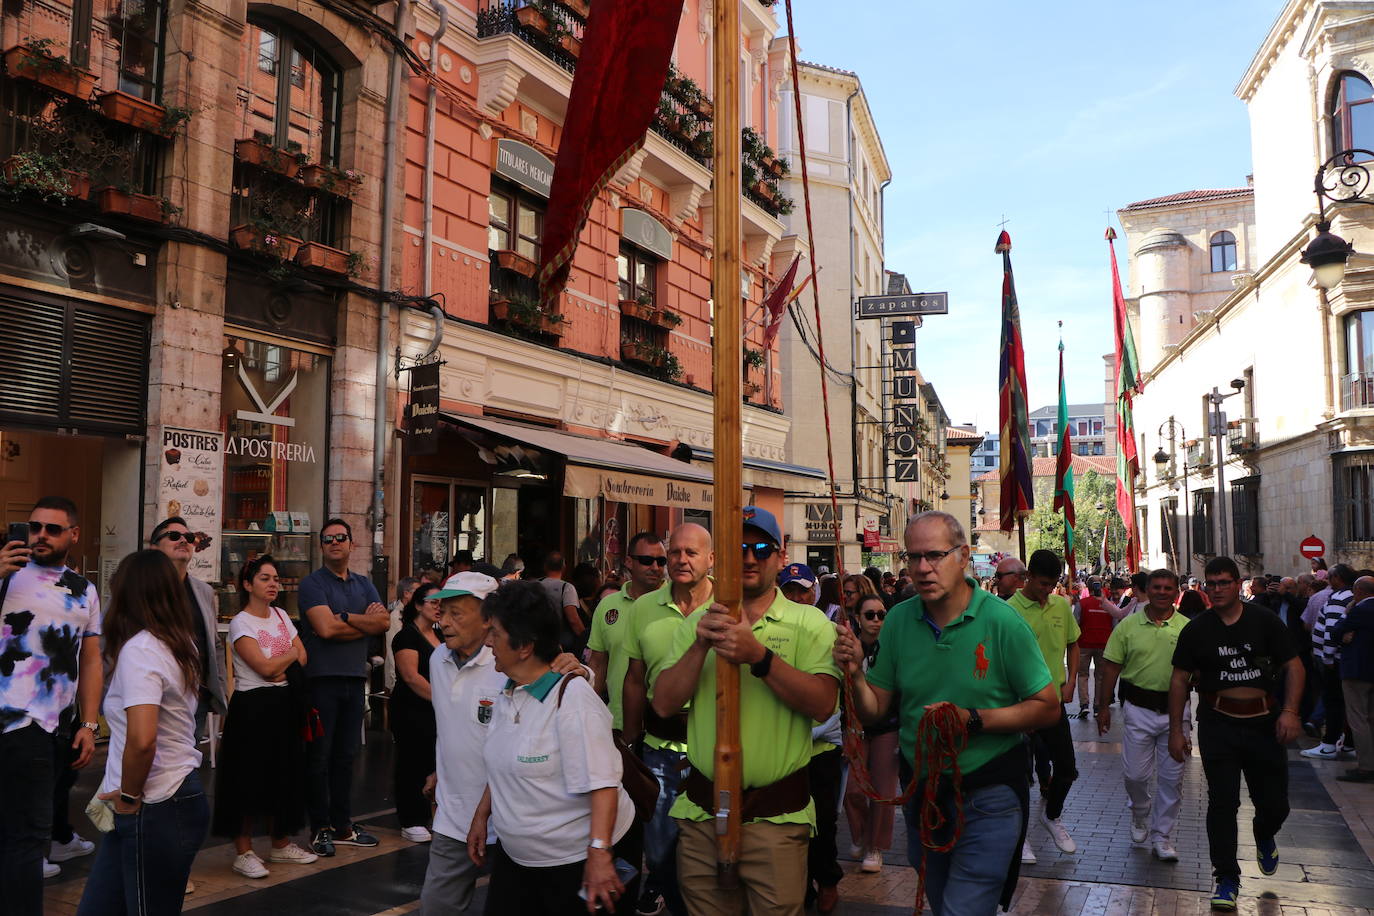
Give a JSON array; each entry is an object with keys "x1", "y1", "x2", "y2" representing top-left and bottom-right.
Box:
[
  {"x1": 421, "y1": 597, "x2": 441, "y2": 605},
  {"x1": 992, "y1": 570, "x2": 1024, "y2": 580},
  {"x1": 630, "y1": 554, "x2": 669, "y2": 567},
  {"x1": 862, "y1": 610, "x2": 886, "y2": 621},
  {"x1": 320, "y1": 533, "x2": 351, "y2": 544},
  {"x1": 28, "y1": 521, "x2": 72, "y2": 537},
  {"x1": 155, "y1": 530, "x2": 200, "y2": 544},
  {"x1": 742, "y1": 542, "x2": 778, "y2": 560},
  {"x1": 901, "y1": 548, "x2": 959, "y2": 567},
  {"x1": 842, "y1": 589, "x2": 859, "y2": 597},
  {"x1": 1204, "y1": 579, "x2": 1236, "y2": 589}
]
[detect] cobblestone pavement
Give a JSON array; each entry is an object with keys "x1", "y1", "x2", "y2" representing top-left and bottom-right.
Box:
[{"x1": 41, "y1": 709, "x2": 1374, "y2": 914}]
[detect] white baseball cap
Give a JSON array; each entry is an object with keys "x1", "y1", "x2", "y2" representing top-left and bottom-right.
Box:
[{"x1": 432, "y1": 571, "x2": 500, "y2": 601}]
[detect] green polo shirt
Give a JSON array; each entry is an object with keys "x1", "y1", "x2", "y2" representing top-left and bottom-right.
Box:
[
  {"x1": 586, "y1": 584, "x2": 640, "y2": 731},
  {"x1": 625, "y1": 581, "x2": 712, "y2": 752},
  {"x1": 868, "y1": 582, "x2": 1052, "y2": 776},
  {"x1": 1103, "y1": 609, "x2": 1189, "y2": 693},
  {"x1": 1007, "y1": 590, "x2": 1080, "y2": 698},
  {"x1": 666, "y1": 588, "x2": 839, "y2": 828}
]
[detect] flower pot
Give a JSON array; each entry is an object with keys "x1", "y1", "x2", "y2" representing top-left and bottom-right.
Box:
[
  {"x1": 650, "y1": 309, "x2": 680, "y2": 330},
  {"x1": 494, "y1": 249, "x2": 538, "y2": 278},
  {"x1": 296, "y1": 241, "x2": 350, "y2": 274},
  {"x1": 764, "y1": 156, "x2": 785, "y2": 178},
  {"x1": 751, "y1": 180, "x2": 775, "y2": 203},
  {"x1": 300, "y1": 163, "x2": 358, "y2": 197},
  {"x1": 97, "y1": 187, "x2": 164, "y2": 222},
  {"x1": 558, "y1": 34, "x2": 581, "y2": 58},
  {"x1": 229, "y1": 225, "x2": 302, "y2": 260},
  {"x1": 743, "y1": 382, "x2": 762, "y2": 399},
  {"x1": 688, "y1": 97, "x2": 713, "y2": 119},
  {"x1": 2, "y1": 157, "x2": 90, "y2": 199},
  {"x1": 490, "y1": 298, "x2": 513, "y2": 322},
  {"x1": 619, "y1": 299, "x2": 656, "y2": 322},
  {"x1": 4, "y1": 46, "x2": 98, "y2": 99},
  {"x1": 515, "y1": 6, "x2": 550, "y2": 34},
  {"x1": 97, "y1": 90, "x2": 168, "y2": 135},
  {"x1": 620, "y1": 341, "x2": 663, "y2": 367},
  {"x1": 562, "y1": 0, "x2": 590, "y2": 17},
  {"x1": 234, "y1": 138, "x2": 300, "y2": 179}
]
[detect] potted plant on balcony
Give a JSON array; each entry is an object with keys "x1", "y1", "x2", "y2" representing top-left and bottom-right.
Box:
[
  {"x1": 515, "y1": 1, "x2": 552, "y2": 35},
  {"x1": 743, "y1": 380, "x2": 763, "y2": 399},
  {"x1": 653, "y1": 308, "x2": 683, "y2": 330},
  {"x1": 96, "y1": 184, "x2": 167, "y2": 222},
  {"x1": 234, "y1": 137, "x2": 303, "y2": 179},
  {"x1": 620, "y1": 339, "x2": 664, "y2": 367},
  {"x1": 296, "y1": 240, "x2": 351, "y2": 274},
  {"x1": 691, "y1": 130, "x2": 712, "y2": 160},
  {"x1": 229, "y1": 218, "x2": 303, "y2": 261},
  {"x1": 557, "y1": 31, "x2": 582, "y2": 58},
  {"x1": 97, "y1": 90, "x2": 168, "y2": 134},
  {"x1": 620, "y1": 293, "x2": 656, "y2": 322},
  {"x1": 492, "y1": 294, "x2": 566, "y2": 338},
  {"x1": 561, "y1": 0, "x2": 590, "y2": 18},
  {"x1": 2, "y1": 151, "x2": 91, "y2": 203},
  {"x1": 301, "y1": 163, "x2": 363, "y2": 197},
  {"x1": 743, "y1": 347, "x2": 767, "y2": 372},
  {"x1": 493, "y1": 248, "x2": 539, "y2": 278},
  {"x1": 4, "y1": 39, "x2": 98, "y2": 99},
  {"x1": 650, "y1": 351, "x2": 683, "y2": 382}
]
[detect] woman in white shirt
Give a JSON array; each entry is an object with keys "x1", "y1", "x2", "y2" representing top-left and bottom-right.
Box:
[
  {"x1": 467, "y1": 581, "x2": 639, "y2": 914},
  {"x1": 76, "y1": 549, "x2": 208, "y2": 916},
  {"x1": 211, "y1": 555, "x2": 316, "y2": 878}
]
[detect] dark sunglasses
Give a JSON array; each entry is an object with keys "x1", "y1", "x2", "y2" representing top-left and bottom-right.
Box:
[
  {"x1": 156, "y1": 530, "x2": 200, "y2": 544},
  {"x1": 320, "y1": 533, "x2": 351, "y2": 544},
  {"x1": 1204, "y1": 579, "x2": 1235, "y2": 589},
  {"x1": 28, "y1": 521, "x2": 72, "y2": 537},
  {"x1": 742, "y1": 542, "x2": 778, "y2": 560},
  {"x1": 862, "y1": 610, "x2": 886, "y2": 621},
  {"x1": 630, "y1": 554, "x2": 668, "y2": 567}
]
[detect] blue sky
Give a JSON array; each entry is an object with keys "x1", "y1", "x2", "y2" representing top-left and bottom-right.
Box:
[{"x1": 789, "y1": 0, "x2": 1284, "y2": 429}]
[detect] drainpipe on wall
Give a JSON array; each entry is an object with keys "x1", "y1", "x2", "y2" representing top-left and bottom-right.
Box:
[
  {"x1": 423, "y1": 1, "x2": 449, "y2": 296},
  {"x1": 1319, "y1": 286, "x2": 1337, "y2": 420},
  {"x1": 878, "y1": 175, "x2": 892, "y2": 523},
  {"x1": 372, "y1": 0, "x2": 411, "y2": 577},
  {"x1": 845, "y1": 86, "x2": 860, "y2": 560}
]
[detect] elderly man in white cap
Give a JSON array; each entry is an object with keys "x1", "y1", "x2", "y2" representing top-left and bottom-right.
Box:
[{"x1": 420, "y1": 572, "x2": 586, "y2": 914}]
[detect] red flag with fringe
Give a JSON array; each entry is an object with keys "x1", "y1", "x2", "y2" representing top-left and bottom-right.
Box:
[
  {"x1": 537, "y1": 0, "x2": 685, "y2": 307},
  {"x1": 996, "y1": 230, "x2": 1034, "y2": 532},
  {"x1": 1107, "y1": 227, "x2": 1142, "y2": 571},
  {"x1": 761, "y1": 255, "x2": 802, "y2": 349}
]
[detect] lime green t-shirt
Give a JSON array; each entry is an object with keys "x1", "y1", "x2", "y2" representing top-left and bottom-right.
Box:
[
  {"x1": 623, "y1": 581, "x2": 712, "y2": 752},
  {"x1": 866, "y1": 582, "x2": 1052, "y2": 776},
  {"x1": 666, "y1": 589, "x2": 840, "y2": 828},
  {"x1": 1103, "y1": 609, "x2": 1189, "y2": 693},
  {"x1": 586, "y1": 584, "x2": 640, "y2": 731},
  {"x1": 1007, "y1": 591, "x2": 1081, "y2": 697}
]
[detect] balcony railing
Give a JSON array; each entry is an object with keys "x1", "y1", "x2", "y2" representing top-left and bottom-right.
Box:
[
  {"x1": 650, "y1": 91, "x2": 711, "y2": 167},
  {"x1": 1342, "y1": 371, "x2": 1374, "y2": 411},
  {"x1": 475, "y1": 1, "x2": 586, "y2": 74}
]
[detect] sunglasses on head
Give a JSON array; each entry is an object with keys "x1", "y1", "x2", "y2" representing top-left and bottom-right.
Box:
[
  {"x1": 156, "y1": 530, "x2": 199, "y2": 544},
  {"x1": 28, "y1": 521, "x2": 72, "y2": 537},
  {"x1": 320, "y1": 533, "x2": 351, "y2": 544},
  {"x1": 630, "y1": 554, "x2": 668, "y2": 567},
  {"x1": 742, "y1": 542, "x2": 778, "y2": 560},
  {"x1": 862, "y1": 610, "x2": 886, "y2": 621}
]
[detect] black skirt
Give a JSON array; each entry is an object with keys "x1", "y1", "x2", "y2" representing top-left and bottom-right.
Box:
[{"x1": 212, "y1": 685, "x2": 307, "y2": 838}]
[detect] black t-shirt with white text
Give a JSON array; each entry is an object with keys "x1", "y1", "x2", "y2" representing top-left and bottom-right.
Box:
[{"x1": 1170, "y1": 602, "x2": 1295, "y2": 695}]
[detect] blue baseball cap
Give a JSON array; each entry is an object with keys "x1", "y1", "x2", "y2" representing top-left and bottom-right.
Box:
[
  {"x1": 742, "y1": 506, "x2": 783, "y2": 545},
  {"x1": 779, "y1": 563, "x2": 816, "y2": 589}
]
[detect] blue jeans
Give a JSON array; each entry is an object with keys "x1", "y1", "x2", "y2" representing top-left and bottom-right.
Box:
[
  {"x1": 904, "y1": 783, "x2": 1021, "y2": 916},
  {"x1": 641, "y1": 745, "x2": 686, "y2": 914},
  {"x1": 77, "y1": 771, "x2": 209, "y2": 916},
  {"x1": 307, "y1": 676, "x2": 366, "y2": 833}
]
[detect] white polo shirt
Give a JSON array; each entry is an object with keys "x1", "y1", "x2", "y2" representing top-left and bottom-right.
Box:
[
  {"x1": 483, "y1": 670, "x2": 633, "y2": 867},
  {"x1": 430, "y1": 644, "x2": 506, "y2": 844}
]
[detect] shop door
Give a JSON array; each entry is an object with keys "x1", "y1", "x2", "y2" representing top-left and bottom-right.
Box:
[
  {"x1": 410, "y1": 477, "x2": 486, "y2": 575},
  {"x1": 806, "y1": 546, "x2": 836, "y2": 572}
]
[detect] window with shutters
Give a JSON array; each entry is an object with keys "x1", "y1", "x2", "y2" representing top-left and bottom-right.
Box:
[
  {"x1": 1334, "y1": 451, "x2": 1374, "y2": 546},
  {"x1": 1231, "y1": 477, "x2": 1260, "y2": 556},
  {"x1": 1192, "y1": 488, "x2": 1215, "y2": 556},
  {"x1": 1160, "y1": 496, "x2": 1180, "y2": 562}
]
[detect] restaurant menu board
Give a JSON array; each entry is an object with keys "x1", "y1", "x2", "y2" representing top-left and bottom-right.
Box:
[{"x1": 158, "y1": 427, "x2": 225, "y2": 583}]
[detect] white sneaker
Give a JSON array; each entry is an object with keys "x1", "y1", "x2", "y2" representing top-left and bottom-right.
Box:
[
  {"x1": 1130, "y1": 818, "x2": 1149, "y2": 845},
  {"x1": 1301, "y1": 743, "x2": 1339, "y2": 759},
  {"x1": 232, "y1": 851, "x2": 269, "y2": 879},
  {"x1": 1020, "y1": 839, "x2": 1037, "y2": 864},
  {"x1": 42, "y1": 859, "x2": 60, "y2": 879},
  {"x1": 861, "y1": 849, "x2": 883, "y2": 873},
  {"x1": 401, "y1": 826, "x2": 432, "y2": 843},
  {"x1": 1039, "y1": 807, "x2": 1077, "y2": 853},
  {"x1": 50, "y1": 833, "x2": 95, "y2": 863},
  {"x1": 1337, "y1": 738, "x2": 1356, "y2": 757},
  {"x1": 848, "y1": 844, "x2": 863, "y2": 860},
  {"x1": 1153, "y1": 838, "x2": 1179, "y2": 862},
  {"x1": 267, "y1": 843, "x2": 319, "y2": 864}
]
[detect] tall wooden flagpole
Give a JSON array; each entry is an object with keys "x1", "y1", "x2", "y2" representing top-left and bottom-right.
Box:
[{"x1": 711, "y1": 0, "x2": 744, "y2": 889}]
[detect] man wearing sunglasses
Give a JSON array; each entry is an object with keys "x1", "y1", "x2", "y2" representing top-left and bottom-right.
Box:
[
  {"x1": 297, "y1": 518, "x2": 390, "y2": 857},
  {"x1": 991, "y1": 557, "x2": 1027, "y2": 601},
  {"x1": 834, "y1": 511, "x2": 1059, "y2": 916},
  {"x1": 150, "y1": 517, "x2": 228, "y2": 741},
  {"x1": 587, "y1": 532, "x2": 666, "y2": 736},
  {"x1": 652, "y1": 508, "x2": 839, "y2": 915},
  {"x1": 0, "y1": 497, "x2": 103, "y2": 913},
  {"x1": 1169, "y1": 556, "x2": 1303, "y2": 911}
]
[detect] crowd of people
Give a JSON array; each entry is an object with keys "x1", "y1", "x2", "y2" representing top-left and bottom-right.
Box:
[{"x1": 2, "y1": 495, "x2": 1373, "y2": 915}]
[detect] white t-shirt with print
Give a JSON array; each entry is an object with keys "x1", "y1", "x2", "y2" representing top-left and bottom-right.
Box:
[
  {"x1": 0, "y1": 562, "x2": 100, "y2": 734},
  {"x1": 483, "y1": 674, "x2": 633, "y2": 867},
  {"x1": 228, "y1": 608, "x2": 298, "y2": 691},
  {"x1": 100, "y1": 631, "x2": 201, "y2": 804}
]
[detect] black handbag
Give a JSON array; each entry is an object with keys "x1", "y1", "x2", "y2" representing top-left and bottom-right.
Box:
[{"x1": 555, "y1": 674, "x2": 659, "y2": 821}]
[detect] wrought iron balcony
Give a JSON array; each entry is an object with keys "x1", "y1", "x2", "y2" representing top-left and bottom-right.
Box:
[
  {"x1": 475, "y1": 1, "x2": 586, "y2": 74},
  {"x1": 1342, "y1": 371, "x2": 1374, "y2": 411}
]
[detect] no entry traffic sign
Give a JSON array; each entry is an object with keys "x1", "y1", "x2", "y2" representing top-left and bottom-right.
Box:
[{"x1": 1300, "y1": 535, "x2": 1325, "y2": 559}]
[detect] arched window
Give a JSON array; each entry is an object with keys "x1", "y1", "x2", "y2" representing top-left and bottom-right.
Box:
[
  {"x1": 1209, "y1": 231, "x2": 1237, "y2": 273},
  {"x1": 1330, "y1": 71, "x2": 1374, "y2": 159},
  {"x1": 239, "y1": 18, "x2": 342, "y2": 165}
]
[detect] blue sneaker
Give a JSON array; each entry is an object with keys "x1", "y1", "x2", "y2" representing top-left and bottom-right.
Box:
[
  {"x1": 1256, "y1": 836, "x2": 1279, "y2": 875},
  {"x1": 1210, "y1": 877, "x2": 1240, "y2": 910}
]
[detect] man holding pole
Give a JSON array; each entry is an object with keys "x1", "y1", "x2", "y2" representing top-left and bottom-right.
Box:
[
  {"x1": 834, "y1": 512, "x2": 1059, "y2": 914},
  {"x1": 651, "y1": 507, "x2": 838, "y2": 916}
]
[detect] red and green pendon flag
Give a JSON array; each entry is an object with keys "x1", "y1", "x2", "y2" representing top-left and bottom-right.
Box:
[
  {"x1": 996, "y1": 230, "x2": 1034, "y2": 532},
  {"x1": 1053, "y1": 336, "x2": 1077, "y2": 579},
  {"x1": 537, "y1": 0, "x2": 685, "y2": 307},
  {"x1": 1107, "y1": 227, "x2": 1142, "y2": 571}
]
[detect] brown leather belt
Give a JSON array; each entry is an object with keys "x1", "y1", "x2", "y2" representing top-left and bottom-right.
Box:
[
  {"x1": 1119, "y1": 680, "x2": 1169, "y2": 715},
  {"x1": 644, "y1": 706, "x2": 689, "y2": 744},
  {"x1": 683, "y1": 765, "x2": 810, "y2": 821},
  {"x1": 1201, "y1": 692, "x2": 1272, "y2": 717}
]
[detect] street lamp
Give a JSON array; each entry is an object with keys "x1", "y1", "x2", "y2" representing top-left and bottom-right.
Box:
[
  {"x1": 1304, "y1": 149, "x2": 1371, "y2": 288},
  {"x1": 1153, "y1": 417, "x2": 1191, "y2": 575}
]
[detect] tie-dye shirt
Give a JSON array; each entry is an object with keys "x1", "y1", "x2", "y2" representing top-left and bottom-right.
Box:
[{"x1": 0, "y1": 562, "x2": 101, "y2": 734}]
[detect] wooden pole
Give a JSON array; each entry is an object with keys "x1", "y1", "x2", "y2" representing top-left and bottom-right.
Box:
[
  {"x1": 711, "y1": 0, "x2": 744, "y2": 890},
  {"x1": 1017, "y1": 516, "x2": 1026, "y2": 563}
]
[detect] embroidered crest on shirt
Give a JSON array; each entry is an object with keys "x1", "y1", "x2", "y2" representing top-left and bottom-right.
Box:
[
  {"x1": 974, "y1": 643, "x2": 989, "y2": 679},
  {"x1": 477, "y1": 698, "x2": 493, "y2": 724},
  {"x1": 606, "y1": 607, "x2": 619, "y2": 625}
]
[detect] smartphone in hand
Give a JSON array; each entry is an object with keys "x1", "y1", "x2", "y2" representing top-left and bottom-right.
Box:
[{"x1": 7, "y1": 522, "x2": 29, "y2": 546}]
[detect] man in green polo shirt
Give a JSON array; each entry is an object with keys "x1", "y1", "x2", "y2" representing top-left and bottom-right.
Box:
[
  {"x1": 651, "y1": 507, "x2": 838, "y2": 916},
  {"x1": 587, "y1": 531, "x2": 667, "y2": 736},
  {"x1": 1098, "y1": 567, "x2": 1190, "y2": 862},
  {"x1": 1006, "y1": 549, "x2": 1081, "y2": 856},
  {"x1": 835, "y1": 511, "x2": 1058, "y2": 916},
  {"x1": 620, "y1": 523, "x2": 714, "y2": 916}
]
